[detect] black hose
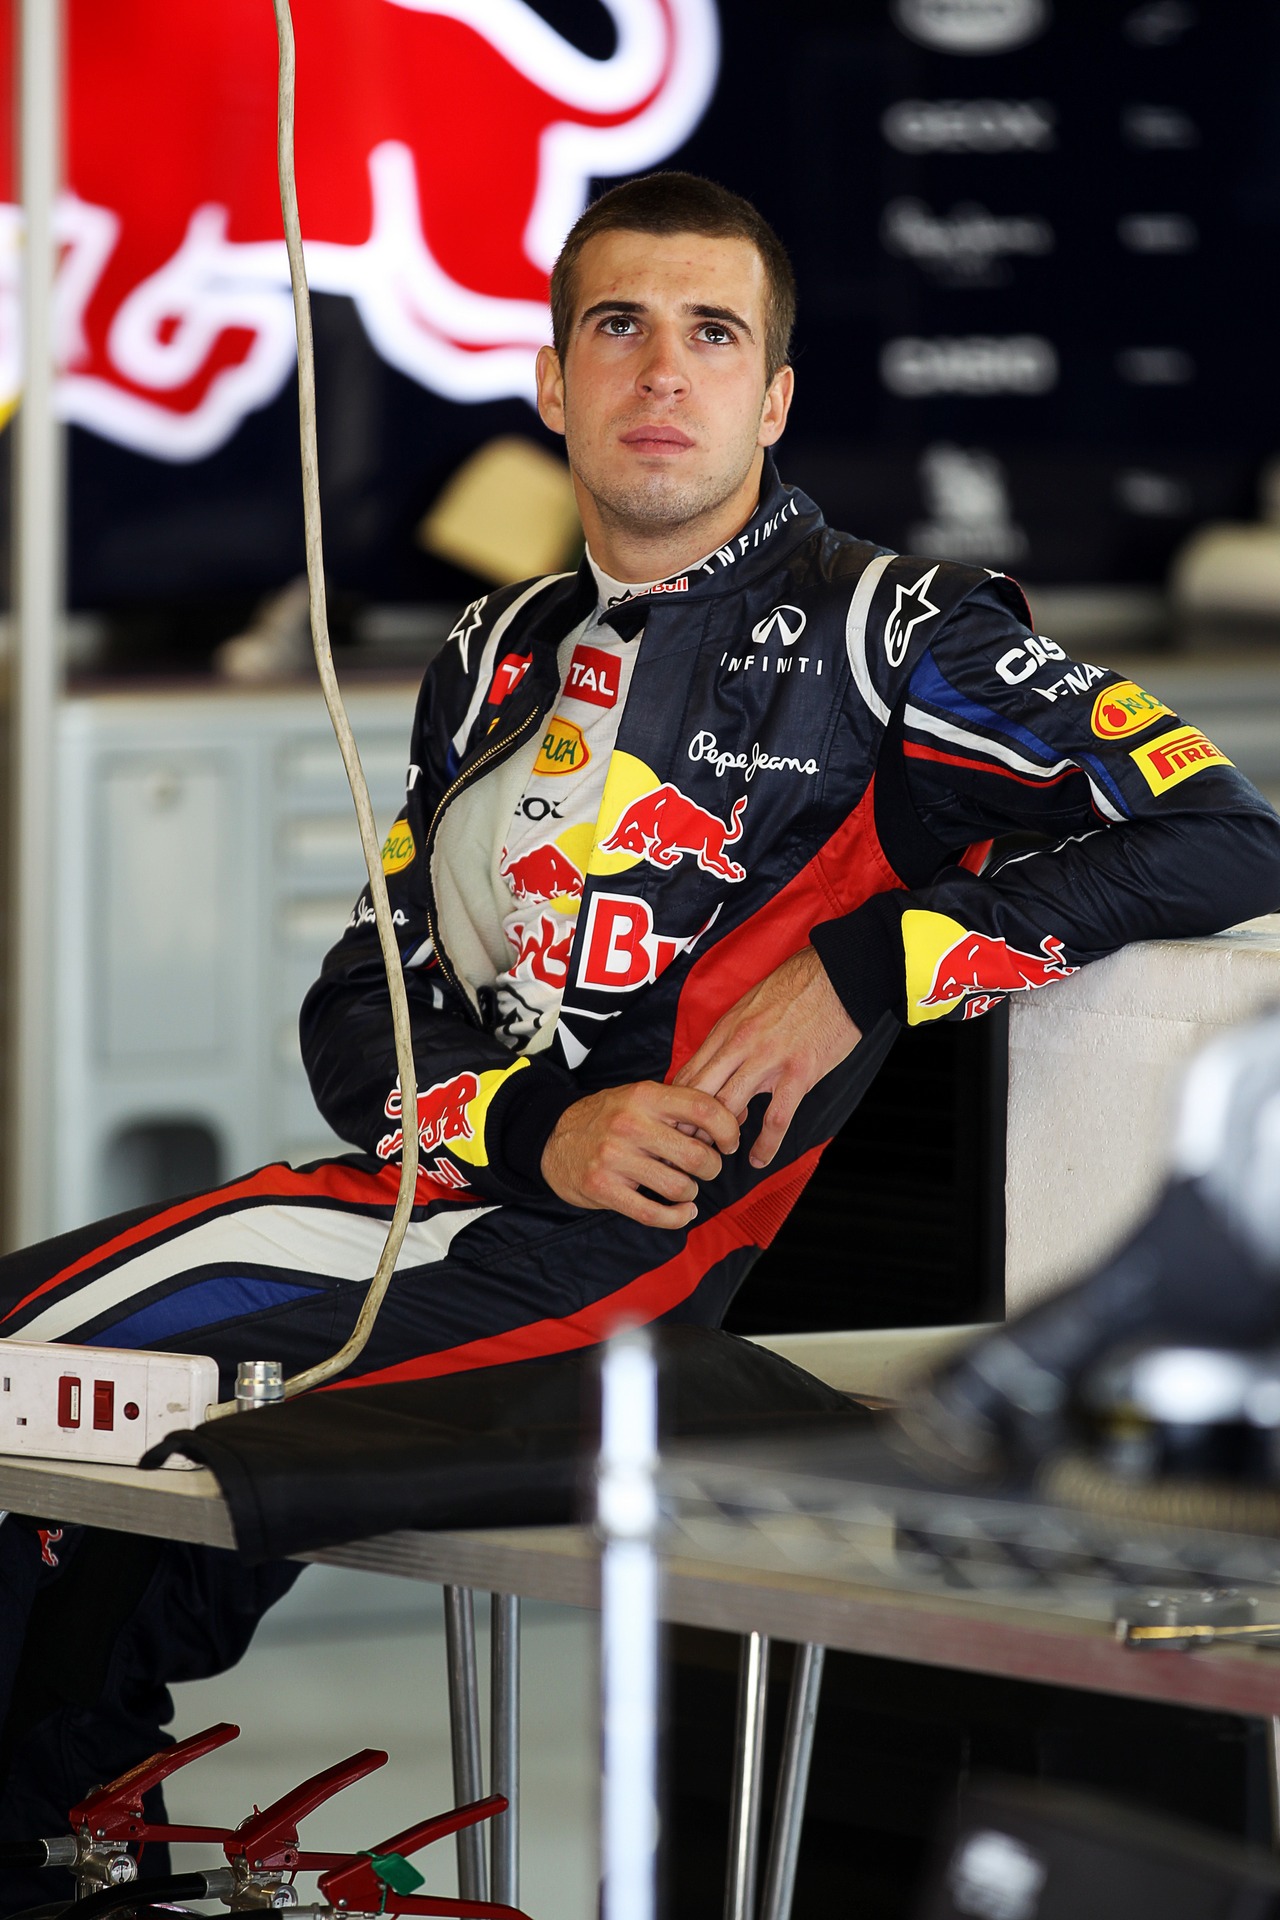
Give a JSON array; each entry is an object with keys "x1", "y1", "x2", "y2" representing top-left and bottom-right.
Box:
[
  {"x1": 0, "y1": 1842, "x2": 64, "y2": 1869},
  {"x1": 63, "y1": 1874, "x2": 221, "y2": 1920}
]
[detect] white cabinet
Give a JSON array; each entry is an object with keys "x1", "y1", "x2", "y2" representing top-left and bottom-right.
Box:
[{"x1": 54, "y1": 679, "x2": 420, "y2": 1235}]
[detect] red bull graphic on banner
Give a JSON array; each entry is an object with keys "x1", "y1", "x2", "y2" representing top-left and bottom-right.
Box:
[
  {"x1": 600, "y1": 785, "x2": 748, "y2": 881},
  {"x1": 0, "y1": 0, "x2": 719, "y2": 457},
  {"x1": 903, "y1": 909, "x2": 1077, "y2": 1024}
]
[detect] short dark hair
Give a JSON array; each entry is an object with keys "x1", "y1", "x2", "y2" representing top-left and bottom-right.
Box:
[{"x1": 550, "y1": 172, "x2": 796, "y2": 380}]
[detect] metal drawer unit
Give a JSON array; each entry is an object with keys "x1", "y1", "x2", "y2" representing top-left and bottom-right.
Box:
[{"x1": 52, "y1": 679, "x2": 419, "y2": 1238}]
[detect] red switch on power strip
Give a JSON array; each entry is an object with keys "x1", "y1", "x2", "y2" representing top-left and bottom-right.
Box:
[
  {"x1": 57, "y1": 1376, "x2": 82, "y2": 1429},
  {"x1": 93, "y1": 1380, "x2": 115, "y2": 1430}
]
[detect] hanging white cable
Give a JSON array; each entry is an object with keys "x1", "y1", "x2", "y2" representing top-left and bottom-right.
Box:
[{"x1": 207, "y1": 0, "x2": 421, "y2": 1413}]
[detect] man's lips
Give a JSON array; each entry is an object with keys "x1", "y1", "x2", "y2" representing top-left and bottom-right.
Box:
[{"x1": 619, "y1": 424, "x2": 695, "y2": 453}]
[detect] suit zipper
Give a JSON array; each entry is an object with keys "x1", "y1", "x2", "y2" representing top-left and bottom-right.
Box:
[{"x1": 423, "y1": 702, "x2": 544, "y2": 1023}]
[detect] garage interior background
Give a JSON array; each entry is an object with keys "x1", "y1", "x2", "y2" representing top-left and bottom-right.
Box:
[
  {"x1": 3, "y1": 4, "x2": 1280, "y2": 1916},
  {"x1": 6, "y1": 0, "x2": 1274, "y2": 1302}
]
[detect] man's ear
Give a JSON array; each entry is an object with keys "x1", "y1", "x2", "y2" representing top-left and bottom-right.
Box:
[
  {"x1": 536, "y1": 345, "x2": 566, "y2": 437},
  {"x1": 758, "y1": 364, "x2": 795, "y2": 448}
]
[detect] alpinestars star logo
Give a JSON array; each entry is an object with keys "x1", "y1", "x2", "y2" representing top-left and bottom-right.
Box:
[{"x1": 885, "y1": 566, "x2": 941, "y2": 667}]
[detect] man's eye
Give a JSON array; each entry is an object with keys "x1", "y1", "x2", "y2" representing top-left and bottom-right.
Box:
[
  {"x1": 698, "y1": 323, "x2": 732, "y2": 344},
  {"x1": 603, "y1": 315, "x2": 636, "y2": 334}
]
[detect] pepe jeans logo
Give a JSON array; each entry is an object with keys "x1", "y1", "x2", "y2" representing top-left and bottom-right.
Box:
[{"x1": 687, "y1": 731, "x2": 819, "y2": 781}]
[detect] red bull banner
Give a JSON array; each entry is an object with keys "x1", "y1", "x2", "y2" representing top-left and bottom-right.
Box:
[{"x1": 0, "y1": 0, "x2": 718, "y2": 458}]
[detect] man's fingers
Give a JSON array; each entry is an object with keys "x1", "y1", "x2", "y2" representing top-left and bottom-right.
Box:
[
  {"x1": 634, "y1": 1159, "x2": 700, "y2": 1206},
  {"x1": 658, "y1": 1085, "x2": 740, "y2": 1155},
  {"x1": 597, "y1": 1177, "x2": 698, "y2": 1231},
  {"x1": 749, "y1": 1080, "x2": 803, "y2": 1168}
]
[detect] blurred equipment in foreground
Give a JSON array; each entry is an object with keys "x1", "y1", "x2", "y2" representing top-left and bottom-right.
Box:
[
  {"x1": 915, "y1": 1779, "x2": 1280, "y2": 1920},
  {"x1": 900, "y1": 1006, "x2": 1280, "y2": 1493},
  {"x1": 418, "y1": 437, "x2": 581, "y2": 586}
]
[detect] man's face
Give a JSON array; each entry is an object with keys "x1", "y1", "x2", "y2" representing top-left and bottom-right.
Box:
[{"x1": 536, "y1": 229, "x2": 793, "y2": 553}]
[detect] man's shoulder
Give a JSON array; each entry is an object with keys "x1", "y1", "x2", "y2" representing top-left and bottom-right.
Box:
[{"x1": 792, "y1": 526, "x2": 1031, "y2": 630}]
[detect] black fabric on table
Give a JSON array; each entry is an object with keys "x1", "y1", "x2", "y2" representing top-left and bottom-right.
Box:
[{"x1": 144, "y1": 1326, "x2": 869, "y2": 1562}]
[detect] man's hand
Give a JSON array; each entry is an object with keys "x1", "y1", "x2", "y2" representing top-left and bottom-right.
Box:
[
  {"x1": 672, "y1": 946, "x2": 862, "y2": 1168},
  {"x1": 541, "y1": 1082, "x2": 741, "y2": 1229}
]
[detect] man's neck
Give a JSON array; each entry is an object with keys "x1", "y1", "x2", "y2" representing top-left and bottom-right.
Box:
[{"x1": 576, "y1": 455, "x2": 765, "y2": 584}]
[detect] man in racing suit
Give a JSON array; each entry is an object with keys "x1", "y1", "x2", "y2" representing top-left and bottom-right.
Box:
[{"x1": 1, "y1": 172, "x2": 1278, "y2": 1877}]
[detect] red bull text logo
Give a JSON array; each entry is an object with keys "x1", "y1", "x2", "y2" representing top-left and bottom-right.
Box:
[
  {"x1": 0, "y1": 1, "x2": 719, "y2": 458},
  {"x1": 576, "y1": 894, "x2": 720, "y2": 992},
  {"x1": 599, "y1": 785, "x2": 748, "y2": 881},
  {"x1": 920, "y1": 932, "x2": 1076, "y2": 1009},
  {"x1": 377, "y1": 1070, "x2": 478, "y2": 1160}
]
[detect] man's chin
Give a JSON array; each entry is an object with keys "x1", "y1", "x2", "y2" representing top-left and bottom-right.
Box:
[{"x1": 595, "y1": 471, "x2": 725, "y2": 536}]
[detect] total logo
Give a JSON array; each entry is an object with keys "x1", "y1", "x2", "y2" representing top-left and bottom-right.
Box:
[
  {"x1": 892, "y1": 0, "x2": 1050, "y2": 55},
  {"x1": 486, "y1": 652, "x2": 532, "y2": 707}
]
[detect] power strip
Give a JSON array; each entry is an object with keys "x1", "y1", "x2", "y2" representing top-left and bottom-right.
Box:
[{"x1": 0, "y1": 1341, "x2": 219, "y2": 1470}]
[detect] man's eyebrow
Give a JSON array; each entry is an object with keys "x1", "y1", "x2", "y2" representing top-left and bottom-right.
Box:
[
  {"x1": 687, "y1": 303, "x2": 755, "y2": 341},
  {"x1": 577, "y1": 298, "x2": 645, "y2": 329},
  {"x1": 575, "y1": 298, "x2": 756, "y2": 341}
]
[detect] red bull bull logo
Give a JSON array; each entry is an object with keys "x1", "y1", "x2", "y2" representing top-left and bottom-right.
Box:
[
  {"x1": 501, "y1": 841, "x2": 584, "y2": 904},
  {"x1": 0, "y1": 0, "x2": 719, "y2": 457},
  {"x1": 920, "y1": 931, "x2": 1076, "y2": 1008},
  {"x1": 599, "y1": 784, "x2": 748, "y2": 881},
  {"x1": 376, "y1": 1069, "x2": 479, "y2": 1159}
]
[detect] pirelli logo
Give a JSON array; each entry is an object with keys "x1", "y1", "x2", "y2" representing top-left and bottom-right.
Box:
[{"x1": 1130, "y1": 725, "x2": 1232, "y2": 793}]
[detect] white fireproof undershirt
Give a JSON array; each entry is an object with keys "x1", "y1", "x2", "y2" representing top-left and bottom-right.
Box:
[{"x1": 491, "y1": 551, "x2": 666, "y2": 1050}]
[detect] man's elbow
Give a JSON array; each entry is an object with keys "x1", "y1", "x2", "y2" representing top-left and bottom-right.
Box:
[{"x1": 1212, "y1": 804, "x2": 1280, "y2": 928}]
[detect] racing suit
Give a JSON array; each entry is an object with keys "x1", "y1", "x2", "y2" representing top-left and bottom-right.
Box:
[{"x1": 0, "y1": 454, "x2": 1278, "y2": 1871}]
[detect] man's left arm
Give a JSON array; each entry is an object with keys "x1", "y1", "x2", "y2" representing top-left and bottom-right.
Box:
[{"x1": 678, "y1": 583, "x2": 1280, "y2": 1161}]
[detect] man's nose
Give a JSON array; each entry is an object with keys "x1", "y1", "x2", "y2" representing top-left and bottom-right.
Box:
[{"x1": 636, "y1": 327, "x2": 689, "y2": 398}]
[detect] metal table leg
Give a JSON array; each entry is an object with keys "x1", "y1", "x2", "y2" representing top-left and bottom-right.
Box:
[
  {"x1": 759, "y1": 1643, "x2": 825, "y2": 1920},
  {"x1": 491, "y1": 1591, "x2": 521, "y2": 1906},
  {"x1": 1267, "y1": 1715, "x2": 1280, "y2": 1850},
  {"x1": 724, "y1": 1631, "x2": 771, "y2": 1920},
  {"x1": 599, "y1": 1331, "x2": 660, "y2": 1920},
  {"x1": 443, "y1": 1584, "x2": 488, "y2": 1903}
]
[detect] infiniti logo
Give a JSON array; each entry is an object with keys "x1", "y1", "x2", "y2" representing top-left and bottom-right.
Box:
[{"x1": 751, "y1": 605, "x2": 807, "y2": 647}]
